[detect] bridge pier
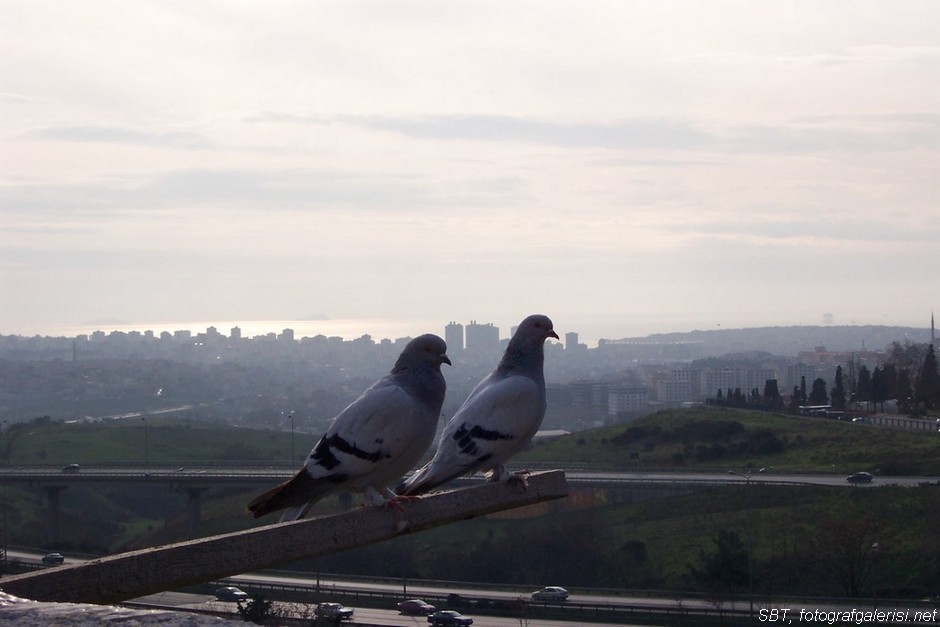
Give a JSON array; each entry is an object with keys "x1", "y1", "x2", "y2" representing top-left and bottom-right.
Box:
[
  {"x1": 185, "y1": 487, "x2": 208, "y2": 536},
  {"x1": 44, "y1": 485, "x2": 67, "y2": 544}
]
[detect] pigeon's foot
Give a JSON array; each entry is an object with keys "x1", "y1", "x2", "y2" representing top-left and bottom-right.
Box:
[
  {"x1": 508, "y1": 470, "x2": 531, "y2": 491},
  {"x1": 383, "y1": 495, "x2": 419, "y2": 513}
]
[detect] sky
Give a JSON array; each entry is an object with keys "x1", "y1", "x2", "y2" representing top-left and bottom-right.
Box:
[{"x1": 1, "y1": 1, "x2": 938, "y2": 346}]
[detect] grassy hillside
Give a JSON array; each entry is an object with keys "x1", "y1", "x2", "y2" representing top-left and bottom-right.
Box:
[
  {"x1": 4, "y1": 416, "x2": 296, "y2": 466},
  {"x1": 520, "y1": 407, "x2": 940, "y2": 475},
  {"x1": 3, "y1": 410, "x2": 938, "y2": 599}
]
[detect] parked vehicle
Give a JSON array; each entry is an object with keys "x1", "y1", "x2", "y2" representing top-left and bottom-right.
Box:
[
  {"x1": 315, "y1": 602, "x2": 354, "y2": 620},
  {"x1": 398, "y1": 599, "x2": 437, "y2": 615},
  {"x1": 41, "y1": 552, "x2": 65, "y2": 565},
  {"x1": 846, "y1": 471, "x2": 874, "y2": 483},
  {"x1": 427, "y1": 609, "x2": 474, "y2": 625},
  {"x1": 61, "y1": 464, "x2": 80, "y2": 473},
  {"x1": 531, "y1": 586, "x2": 569, "y2": 602},
  {"x1": 214, "y1": 586, "x2": 249, "y2": 601}
]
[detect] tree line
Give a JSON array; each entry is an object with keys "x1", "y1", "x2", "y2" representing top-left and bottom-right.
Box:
[{"x1": 711, "y1": 342, "x2": 940, "y2": 416}]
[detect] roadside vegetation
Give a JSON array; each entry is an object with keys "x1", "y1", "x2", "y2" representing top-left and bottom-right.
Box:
[
  {"x1": 521, "y1": 406, "x2": 940, "y2": 475},
  {"x1": 2, "y1": 408, "x2": 938, "y2": 599}
]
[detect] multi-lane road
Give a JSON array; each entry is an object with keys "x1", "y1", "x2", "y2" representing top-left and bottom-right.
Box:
[{"x1": 1, "y1": 464, "x2": 936, "y2": 488}]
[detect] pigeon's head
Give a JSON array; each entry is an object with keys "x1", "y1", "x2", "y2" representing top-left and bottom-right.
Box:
[
  {"x1": 398, "y1": 333, "x2": 451, "y2": 371},
  {"x1": 515, "y1": 314, "x2": 559, "y2": 344}
]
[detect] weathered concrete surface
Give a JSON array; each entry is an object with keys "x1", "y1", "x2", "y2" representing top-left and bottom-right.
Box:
[{"x1": 0, "y1": 470, "x2": 567, "y2": 605}]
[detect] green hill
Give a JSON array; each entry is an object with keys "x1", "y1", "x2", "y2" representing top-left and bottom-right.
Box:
[
  {"x1": 520, "y1": 407, "x2": 940, "y2": 475},
  {"x1": 3, "y1": 410, "x2": 938, "y2": 599}
]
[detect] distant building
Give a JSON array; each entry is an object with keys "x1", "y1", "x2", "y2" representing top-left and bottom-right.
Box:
[
  {"x1": 230, "y1": 326, "x2": 241, "y2": 340},
  {"x1": 278, "y1": 328, "x2": 295, "y2": 342},
  {"x1": 742, "y1": 367, "x2": 777, "y2": 394},
  {"x1": 465, "y1": 321, "x2": 499, "y2": 354},
  {"x1": 785, "y1": 363, "x2": 819, "y2": 393},
  {"x1": 699, "y1": 368, "x2": 737, "y2": 398},
  {"x1": 444, "y1": 321, "x2": 464, "y2": 353},
  {"x1": 655, "y1": 367, "x2": 692, "y2": 403},
  {"x1": 608, "y1": 385, "x2": 650, "y2": 415}
]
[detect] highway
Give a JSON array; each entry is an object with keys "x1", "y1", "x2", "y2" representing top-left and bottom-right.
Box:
[
  {"x1": 1, "y1": 464, "x2": 936, "y2": 488},
  {"x1": 10, "y1": 549, "x2": 936, "y2": 627}
]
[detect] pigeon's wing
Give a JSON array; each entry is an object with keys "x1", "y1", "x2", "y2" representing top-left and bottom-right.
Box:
[
  {"x1": 307, "y1": 378, "x2": 425, "y2": 484},
  {"x1": 399, "y1": 373, "x2": 542, "y2": 495},
  {"x1": 248, "y1": 378, "x2": 422, "y2": 519}
]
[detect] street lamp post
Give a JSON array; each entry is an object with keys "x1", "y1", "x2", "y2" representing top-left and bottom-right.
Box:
[
  {"x1": 289, "y1": 413, "x2": 295, "y2": 464},
  {"x1": 142, "y1": 417, "x2": 149, "y2": 466},
  {"x1": 728, "y1": 468, "x2": 766, "y2": 616}
]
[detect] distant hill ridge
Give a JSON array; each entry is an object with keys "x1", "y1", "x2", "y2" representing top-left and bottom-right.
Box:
[{"x1": 614, "y1": 325, "x2": 931, "y2": 357}]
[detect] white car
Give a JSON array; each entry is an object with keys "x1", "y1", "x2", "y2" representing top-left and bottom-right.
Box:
[{"x1": 531, "y1": 586, "x2": 569, "y2": 602}]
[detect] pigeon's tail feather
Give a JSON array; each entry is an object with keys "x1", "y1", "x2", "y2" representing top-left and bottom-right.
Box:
[
  {"x1": 277, "y1": 504, "x2": 309, "y2": 522},
  {"x1": 396, "y1": 465, "x2": 463, "y2": 497},
  {"x1": 247, "y1": 469, "x2": 335, "y2": 519}
]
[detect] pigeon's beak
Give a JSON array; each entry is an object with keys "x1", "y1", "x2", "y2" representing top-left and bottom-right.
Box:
[
  {"x1": 549, "y1": 330, "x2": 559, "y2": 340},
  {"x1": 442, "y1": 355, "x2": 452, "y2": 366}
]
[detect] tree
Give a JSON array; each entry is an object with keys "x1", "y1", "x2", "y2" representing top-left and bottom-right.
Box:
[
  {"x1": 886, "y1": 340, "x2": 929, "y2": 381},
  {"x1": 789, "y1": 386, "x2": 801, "y2": 413},
  {"x1": 916, "y1": 344, "x2": 940, "y2": 410},
  {"x1": 762, "y1": 379, "x2": 782, "y2": 410},
  {"x1": 870, "y1": 366, "x2": 883, "y2": 410},
  {"x1": 688, "y1": 529, "x2": 749, "y2": 595},
  {"x1": 810, "y1": 507, "x2": 889, "y2": 598},
  {"x1": 799, "y1": 376, "x2": 808, "y2": 406},
  {"x1": 895, "y1": 367, "x2": 913, "y2": 414},
  {"x1": 830, "y1": 365, "x2": 846, "y2": 410},
  {"x1": 856, "y1": 365, "x2": 872, "y2": 409},
  {"x1": 808, "y1": 378, "x2": 828, "y2": 406}
]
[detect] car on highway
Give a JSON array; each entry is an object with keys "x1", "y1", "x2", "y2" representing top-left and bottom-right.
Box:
[
  {"x1": 41, "y1": 552, "x2": 65, "y2": 565},
  {"x1": 398, "y1": 599, "x2": 437, "y2": 615},
  {"x1": 61, "y1": 464, "x2": 81, "y2": 473},
  {"x1": 427, "y1": 610, "x2": 473, "y2": 625},
  {"x1": 531, "y1": 586, "x2": 569, "y2": 602},
  {"x1": 214, "y1": 586, "x2": 249, "y2": 601},
  {"x1": 315, "y1": 602, "x2": 354, "y2": 620},
  {"x1": 846, "y1": 471, "x2": 874, "y2": 484}
]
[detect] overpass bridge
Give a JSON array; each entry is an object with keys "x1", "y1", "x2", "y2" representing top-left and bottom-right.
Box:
[{"x1": 0, "y1": 464, "x2": 920, "y2": 543}]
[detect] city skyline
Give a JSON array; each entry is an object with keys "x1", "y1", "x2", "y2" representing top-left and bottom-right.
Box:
[
  {"x1": 2, "y1": 314, "x2": 932, "y2": 355},
  {"x1": 2, "y1": 2, "x2": 938, "y2": 340}
]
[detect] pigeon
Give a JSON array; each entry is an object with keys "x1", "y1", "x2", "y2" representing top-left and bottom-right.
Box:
[
  {"x1": 397, "y1": 314, "x2": 558, "y2": 496},
  {"x1": 248, "y1": 334, "x2": 450, "y2": 520}
]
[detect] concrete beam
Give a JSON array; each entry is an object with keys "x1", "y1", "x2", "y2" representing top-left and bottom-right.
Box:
[{"x1": 0, "y1": 470, "x2": 567, "y2": 605}]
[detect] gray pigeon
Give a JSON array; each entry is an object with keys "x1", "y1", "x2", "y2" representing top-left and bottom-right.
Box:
[
  {"x1": 248, "y1": 334, "x2": 450, "y2": 520},
  {"x1": 397, "y1": 314, "x2": 558, "y2": 496}
]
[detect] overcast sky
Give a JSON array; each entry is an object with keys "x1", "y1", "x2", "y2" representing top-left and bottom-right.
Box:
[{"x1": 2, "y1": 1, "x2": 938, "y2": 345}]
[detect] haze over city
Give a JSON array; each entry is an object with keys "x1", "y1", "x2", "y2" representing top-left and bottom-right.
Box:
[{"x1": 2, "y1": 2, "x2": 938, "y2": 343}]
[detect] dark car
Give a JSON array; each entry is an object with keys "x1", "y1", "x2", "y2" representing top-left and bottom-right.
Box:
[
  {"x1": 41, "y1": 552, "x2": 65, "y2": 565},
  {"x1": 61, "y1": 464, "x2": 81, "y2": 474},
  {"x1": 428, "y1": 610, "x2": 473, "y2": 626},
  {"x1": 846, "y1": 471, "x2": 874, "y2": 484},
  {"x1": 531, "y1": 586, "x2": 569, "y2": 602},
  {"x1": 398, "y1": 599, "x2": 437, "y2": 615},
  {"x1": 315, "y1": 602, "x2": 354, "y2": 620},
  {"x1": 214, "y1": 586, "x2": 249, "y2": 601}
]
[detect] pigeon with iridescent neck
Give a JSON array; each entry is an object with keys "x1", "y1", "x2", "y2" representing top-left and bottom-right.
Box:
[
  {"x1": 397, "y1": 314, "x2": 557, "y2": 495},
  {"x1": 248, "y1": 334, "x2": 450, "y2": 520}
]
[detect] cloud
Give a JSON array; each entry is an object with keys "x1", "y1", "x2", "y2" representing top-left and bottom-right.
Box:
[
  {"x1": 25, "y1": 126, "x2": 212, "y2": 149},
  {"x1": 0, "y1": 167, "x2": 524, "y2": 215},
  {"x1": 248, "y1": 110, "x2": 940, "y2": 154},
  {"x1": 248, "y1": 111, "x2": 715, "y2": 149}
]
